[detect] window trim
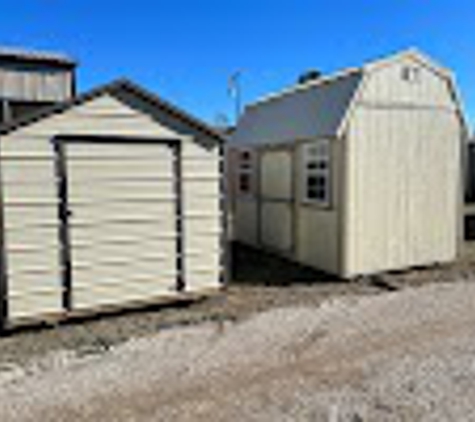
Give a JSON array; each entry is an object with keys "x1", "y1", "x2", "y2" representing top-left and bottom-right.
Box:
[
  {"x1": 301, "y1": 139, "x2": 331, "y2": 208},
  {"x1": 236, "y1": 147, "x2": 255, "y2": 197}
]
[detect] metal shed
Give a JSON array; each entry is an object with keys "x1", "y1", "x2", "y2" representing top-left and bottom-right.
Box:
[
  {"x1": 0, "y1": 79, "x2": 226, "y2": 327},
  {"x1": 230, "y1": 49, "x2": 466, "y2": 278}
]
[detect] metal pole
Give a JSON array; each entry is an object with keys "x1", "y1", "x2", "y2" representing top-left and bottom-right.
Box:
[{"x1": 229, "y1": 71, "x2": 242, "y2": 125}]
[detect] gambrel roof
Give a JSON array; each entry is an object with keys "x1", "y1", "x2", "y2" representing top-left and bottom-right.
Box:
[{"x1": 233, "y1": 49, "x2": 467, "y2": 145}]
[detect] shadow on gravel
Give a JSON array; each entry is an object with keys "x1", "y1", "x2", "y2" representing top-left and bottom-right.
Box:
[{"x1": 231, "y1": 242, "x2": 343, "y2": 286}]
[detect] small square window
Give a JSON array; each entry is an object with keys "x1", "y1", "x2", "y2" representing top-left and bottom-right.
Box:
[{"x1": 402, "y1": 66, "x2": 420, "y2": 83}]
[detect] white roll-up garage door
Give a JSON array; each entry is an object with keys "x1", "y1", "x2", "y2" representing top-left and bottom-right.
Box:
[{"x1": 64, "y1": 140, "x2": 179, "y2": 309}]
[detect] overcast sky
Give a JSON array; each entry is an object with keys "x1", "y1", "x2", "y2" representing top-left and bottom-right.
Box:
[{"x1": 1, "y1": 0, "x2": 474, "y2": 128}]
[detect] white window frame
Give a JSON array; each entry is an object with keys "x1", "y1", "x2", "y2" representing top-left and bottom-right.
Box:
[
  {"x1": 302, "y1": 140, "x2": 331, "y2": 206},
  {"x1": 236, "y1": 148, "x2": 255, "y2": 197}
]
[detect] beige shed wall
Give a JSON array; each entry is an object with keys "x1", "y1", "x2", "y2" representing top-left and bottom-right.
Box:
[
  {"x1": 361, "y1": 56, "x2": 455, "y2": 108},
  {"x1": 1, "y1": 93, "x2": 222, "y2": 321},
  {"x1": 231, "y1": 141, "x2": 342, "y2": 275},
  {"x1": 234, "y1": 199, "x2": 259, "y2": 245},
  {"x1": 344, "y1": 106, "x2": 460, "y2": 277},
  {"x1": 294, "y1": 141, "x2": 341, "y2": 274}
]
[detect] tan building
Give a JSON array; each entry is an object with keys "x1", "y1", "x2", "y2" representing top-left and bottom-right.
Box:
[
  {"x1": 0, "y1": 77, "x2": 225, "y2": 328},
  {"x1": 230, "y1": 49, "x2": 466, "y2": 278}
]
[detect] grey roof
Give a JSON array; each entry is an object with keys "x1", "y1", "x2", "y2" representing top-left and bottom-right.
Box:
[
  {"x1": 0, "y1": 46, "x2": 76, "y2": 67},
  {"x1": 0, "y1": 78, "x2": 225, "y2": 143},
  {"x1": 233, "y1": 69, "x2": 363, "y2": 144}
]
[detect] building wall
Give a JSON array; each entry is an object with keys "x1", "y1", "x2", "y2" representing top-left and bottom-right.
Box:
[
  {"x1": 294, "y1": 140, "x2": 342, "y2": 274},
  {"x1": 0, "y1": 62, "x2": 73, "y2": 102},
  {"x1": 231, "y1": 140, "x2": 342, "y2": 275},
  {"x1": 343, "y1": 59, "x2": 461, "y2": 277},
  {"x1": 1, "y1": 93, "x2": 222, "y2": 322}
]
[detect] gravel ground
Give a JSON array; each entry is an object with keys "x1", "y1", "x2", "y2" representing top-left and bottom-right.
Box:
[
  {"x1": 2, "y1": 242, "x2": 475, "y2": 368},
  {"x1": 1, "y1": 281, "x2": 475, "y2": 421},
  {"x1": 1, "y1": 243, "x2": 475, "y2": 420}
]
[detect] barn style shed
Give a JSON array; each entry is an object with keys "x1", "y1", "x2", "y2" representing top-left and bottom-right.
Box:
[
  {"x1": 230, "y1": 49, "x2": 466, "y2": 278},
  {"x1": 0, "y1": 79, "x2": 226, "y2": 327}
]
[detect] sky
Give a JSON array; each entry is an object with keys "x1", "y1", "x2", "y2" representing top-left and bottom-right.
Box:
[{"x1": 1, "y1": 0, "x2": 475, "y2": 128}]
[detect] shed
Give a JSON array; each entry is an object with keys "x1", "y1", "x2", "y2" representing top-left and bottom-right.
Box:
[
  {"x1": 0, "y1": 79, "x2": 226, "y2": 327},
  {"x1": 230, "y1": 49, "x2": 466, "y2": 278}
]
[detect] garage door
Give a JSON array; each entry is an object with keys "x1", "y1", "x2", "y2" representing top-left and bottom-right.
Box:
[{"x1": 61, "y1": 140, "x2": 179, "y2": 309}]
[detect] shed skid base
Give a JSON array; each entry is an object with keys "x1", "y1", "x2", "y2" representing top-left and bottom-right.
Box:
[{"x1": 2, "y1": 287, "x2": 221, "y2": 333}]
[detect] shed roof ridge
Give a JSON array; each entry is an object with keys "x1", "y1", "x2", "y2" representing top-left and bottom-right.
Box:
[
  {"x1": 0, "y1": 78, "x2": 225, "y2": 143},
  {"x1": 246, "y1": 48, "x2": 450, "y2": 110},
  {"x1": 248, "y1": 66, "x2": 362, "y2": 109}
]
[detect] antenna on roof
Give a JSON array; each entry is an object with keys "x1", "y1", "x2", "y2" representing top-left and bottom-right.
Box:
[{"x1": 228, "y1": 70, "x2": 243, "y2": 124}]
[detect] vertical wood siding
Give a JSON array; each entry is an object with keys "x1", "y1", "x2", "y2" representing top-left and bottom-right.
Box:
[
  {"x1": 345, "y1": 107, "x2": 460, "y2": 276},
  {"x1": 0, "y1": 65, "x2": 73, "y2": 102},
  {"x1": 234, "y1": 199, "x2": 259, "y2": 245},
  {"x1": 259, "y1": 149, "x2": 293, "y2": 252},
  {"x1": 294, "y1": 141, "x2": 341, "y2": 274}
]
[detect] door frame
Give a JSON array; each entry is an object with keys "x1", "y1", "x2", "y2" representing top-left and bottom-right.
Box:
[
  {"x1": 52, "y1": 134, "x2": 184, "y2": 313},
  {"x1": 257, "y1": 145, "x2": 296, "y2": 254}
]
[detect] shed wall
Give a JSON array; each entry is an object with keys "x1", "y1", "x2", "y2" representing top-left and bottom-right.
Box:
[
  {"x1": 294, "y1": 141, "x2": 341, "y2": 274},
  {"x1": 1, "y1": 93, "x2": 222, "y2": 322},
  {"x1": 344, "y1": 106, "x2": 460, "y2": 276},
  {"x1": 231, "y1": 141, "x2": 342, "y2": 275},
  {"x1": 361, "y1": 56, "x2": 455, "y2": 108}
]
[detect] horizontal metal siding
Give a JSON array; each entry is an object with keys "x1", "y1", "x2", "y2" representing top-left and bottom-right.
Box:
[
  {"x1": 11, "y1": 95, "x2": 181, "y2": 139},
  {"x1": 1, "y1": 92, "x2": 223, "y2": 322},
  {"x1": 1, "y1": 135, "x2": 62, "y2": 319},
  {"x1": 66, "y1": 142, "x2": 177, "y2": 309},
  {"x1": 182, "y1": 142, "x2": 222, "y2": 290}
]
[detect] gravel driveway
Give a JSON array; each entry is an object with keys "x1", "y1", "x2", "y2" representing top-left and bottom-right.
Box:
[
  {"x1": 1, "y1": 281, "x2": 475, "y2": 421},
  {"x1": 1, "y1": 243, "x2": 475, "y2": 421}
]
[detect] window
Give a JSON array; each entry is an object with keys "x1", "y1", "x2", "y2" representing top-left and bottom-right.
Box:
[
  {"x1": 237, "y1": 149, "x2": 254, "y2": 195},
  {"x1": 401, "y1": 66, "x2": 420, "y2": 83},
  {"x1": 302, "y1": 140, "x2": 330, "y2": 205}
]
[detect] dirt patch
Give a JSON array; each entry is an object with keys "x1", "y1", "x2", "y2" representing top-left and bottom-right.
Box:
[{"x1": 1, "y1": 242, "x2": 474, "y2": 368}]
